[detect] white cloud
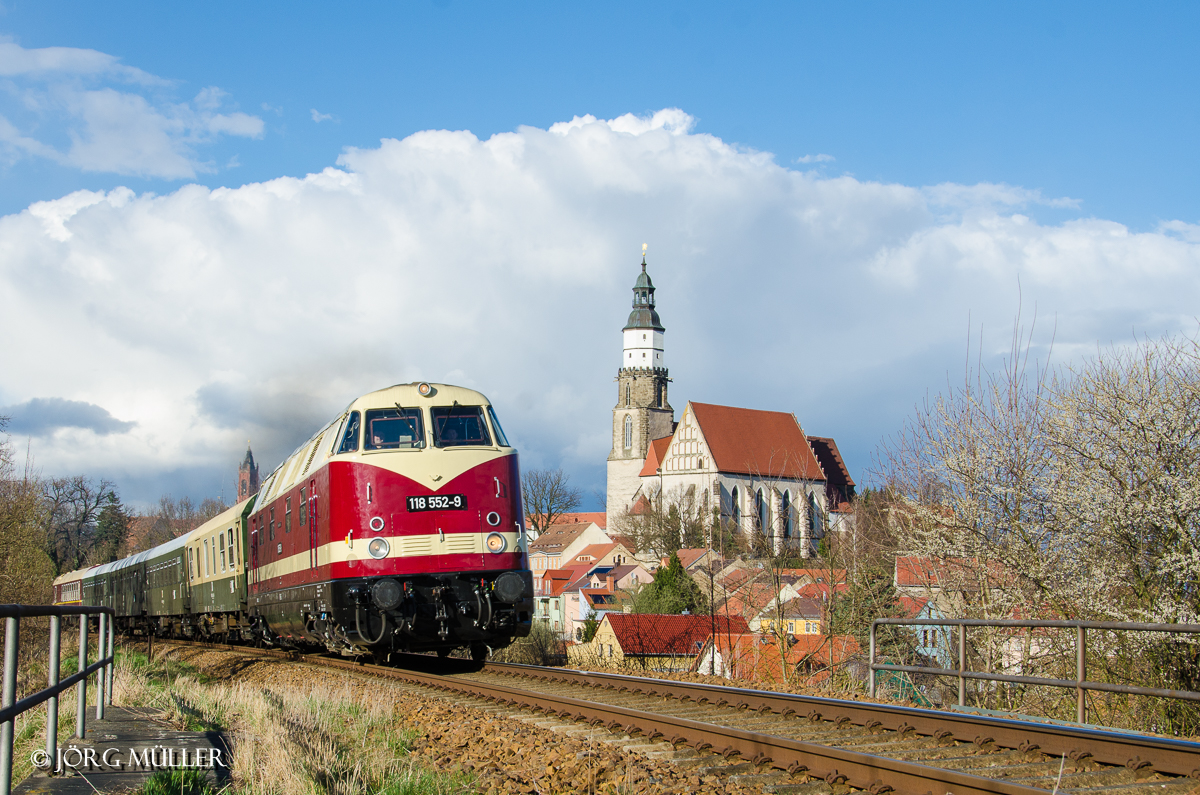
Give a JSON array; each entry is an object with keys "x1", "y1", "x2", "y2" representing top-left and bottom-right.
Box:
[
  {"x1": 1, "y1": 109, "x2": 1197, "y2": 505},
  {"x1": 310, "y1": 108, "x2": 334, "y2": 123},
  {"x1": 796, "y1": 153, "x2": 834, "y2": 164},
  {"x1": 0, "y1": 41, "x2": 263, "y2": 178}
]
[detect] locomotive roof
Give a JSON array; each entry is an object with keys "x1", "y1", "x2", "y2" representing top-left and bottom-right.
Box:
[{"x1": 251, "y1": 382, "x2": 501, "y2": 511}]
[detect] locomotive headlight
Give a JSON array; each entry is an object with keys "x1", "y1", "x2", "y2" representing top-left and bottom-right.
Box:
[
  {"x1": 367, "y1": 537, "x2": 390, "y2": 559},
  {"x1": 485, "y1": 532, "x2": 506, "y2": 553}
]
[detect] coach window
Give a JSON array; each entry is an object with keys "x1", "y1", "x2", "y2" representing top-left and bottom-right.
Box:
[
  {"x1": 187, "y1": 547, "x2": 194, "y2": 581},
  {"x1": 202, "y1": 540, "x2": 209, "y2": 577},
  {"x1": 229, "y1": 528, "x2": 237, "y2": 567},
  {"x1": 211, "y1": 539, "x2": 217, "y2": 575},
  {"x1": 431, "y1": 406, "x2": 491, "y2": 447},
  {"x1": 364, "y1": 408, "x2": 425, "y2": 450},
  {"x1": 269, "y1": 507, "x2": 275, "y2": 540},
  {"x1": 336, "y1": 411, "x2": 360, "y2": 454},
  {"x1": 220, "y1": 534, "x2": 227, "y2": 572},
  {"x1": 285, "y1": 497, "x2": 292, "y2": 533}
]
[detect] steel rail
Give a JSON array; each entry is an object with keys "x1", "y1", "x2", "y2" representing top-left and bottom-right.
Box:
[
  {"x1": 475, "y1": 660, "x2": 1200, "y2": 778},
  {"x1": 156, "y1": 639, "x2": 1200, "y2": 790}
]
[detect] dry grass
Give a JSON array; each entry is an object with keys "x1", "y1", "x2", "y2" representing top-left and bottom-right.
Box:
[{"x1": 113, "y1": 647, "x2": 474, "y2": 795}]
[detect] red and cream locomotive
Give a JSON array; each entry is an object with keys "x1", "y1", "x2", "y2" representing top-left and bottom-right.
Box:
[{"x1": 246, "y1": 381, "x2": 532, "y2": 660}]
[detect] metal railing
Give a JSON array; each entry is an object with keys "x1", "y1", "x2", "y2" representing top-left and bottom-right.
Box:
[
  {"x1": 0, "y1": 605, "x2": 116, "y2": 795},
  {"x1": 869, "y1": 618, "x2": 1200, "y2": 725}
]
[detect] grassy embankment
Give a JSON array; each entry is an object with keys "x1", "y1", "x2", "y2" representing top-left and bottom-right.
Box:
[
  {"x1": 12, "y1": 644, "x2": 473, "y2": 795},
  {"x1": 113, "y1": 646, "x2": 475, "y2": 795}
]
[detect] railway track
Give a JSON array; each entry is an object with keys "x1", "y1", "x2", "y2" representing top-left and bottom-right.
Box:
[{"x1": 152, "y1": 639, "x2": 1200, "y2": 795}]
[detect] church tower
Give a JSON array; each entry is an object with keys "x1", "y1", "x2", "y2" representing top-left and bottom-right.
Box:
[
  {"x1": 238, "y1": 443, "x2": 260, "y2": 501},
  {"x1": 606, "y1": 252, "x2": 675, "y2": 527}
]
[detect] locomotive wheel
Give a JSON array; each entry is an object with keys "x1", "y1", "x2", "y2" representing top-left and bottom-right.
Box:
[{"x1": 470, "y1": 643, "x2": 488, "y2": 662}]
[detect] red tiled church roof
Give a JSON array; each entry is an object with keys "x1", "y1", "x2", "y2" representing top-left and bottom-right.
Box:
[{"x1": 689, "y1": 403, "x2": 825, "y2": 480}]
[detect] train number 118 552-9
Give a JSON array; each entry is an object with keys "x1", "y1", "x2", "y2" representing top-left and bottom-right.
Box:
[{"x1": 406, "y1": 494, "x2": 467, "y2": 512}]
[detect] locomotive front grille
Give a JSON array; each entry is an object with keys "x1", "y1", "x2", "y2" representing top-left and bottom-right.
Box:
[
  {"x1": 443, "y1": 533, "x2": 477, "y2": 554},
  {"x1": 400, "y1": 536, "x2": 432, "y2": 556}
]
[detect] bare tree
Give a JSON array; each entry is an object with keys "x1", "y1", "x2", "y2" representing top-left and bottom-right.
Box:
[
  {"x1": 41, "y1": 475, "x2": 119, "y2": 575},
  {"x1": 520, "y1": 467, "x2": 582, "y2": 535}
]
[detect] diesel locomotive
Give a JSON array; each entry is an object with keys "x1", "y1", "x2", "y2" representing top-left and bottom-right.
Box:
[{"x1": 53, "y1": 382, "x2": 534, "y2": 661}]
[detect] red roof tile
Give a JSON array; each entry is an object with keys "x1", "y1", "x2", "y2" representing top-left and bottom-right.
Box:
[
  {"x1": 528, "y1": 521, "x2": 594, "y2": 553},
  {"x1": 638, "y1": 436, "x2": 674, "y2": 477},
  {"x1": 550, "y1": 512, "x2": 607, "y2": 529},
  {"x1": 605, "y1": 613, "x2": 749, "y2": 656},
  {"x1": 689, "y1": 403, "x2": 825, "y2": 480}
]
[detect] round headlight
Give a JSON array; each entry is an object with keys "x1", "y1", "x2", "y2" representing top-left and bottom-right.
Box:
[
  {"x1": 417, "y1": 382, "x2": 433, "y2": 396},
  {"x1": 485, "y1": 532, "x2": 506, "y2": 553},
  {"x1": 369, "y1": 516, "x2": 385, "y2": 532},
  {"x1": 367, "y1": 537, "x2": 390, "y2": 559}
]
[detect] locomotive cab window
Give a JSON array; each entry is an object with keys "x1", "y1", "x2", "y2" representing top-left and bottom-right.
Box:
[
  {"x1": 300, "y1": 487, "x2": 308, "y2": 524},
  {"x1": 364, "y1": 408, "x2": 425, "y2": 450},
  {"x1": 431, "y1": 405, "x2": 491, "y2": 447},
  {"x1": 336, "y1": 411, "x2": 360, "y2": 454},
  {"x1": 486, "y1": 406, "x2": 511, "y2": 447}
]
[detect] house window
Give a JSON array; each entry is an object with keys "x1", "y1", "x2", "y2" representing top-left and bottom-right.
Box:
[
  {"x1": 788, "y1": 622, "x2": 795, "y2": 633},
  {"x1": 608, "y1": 644, "x2": 613, "y2": 657},
  {"x1": 781, "y1": 491, "x2": 792, "y2": 538},
  {"x1": 623, "y1": 415, "x2": 632, "y2": 449}
]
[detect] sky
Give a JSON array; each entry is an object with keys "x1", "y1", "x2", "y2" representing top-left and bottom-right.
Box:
[{"x1": 0, "y1": 2, "x2": 1198, "y2": 511}]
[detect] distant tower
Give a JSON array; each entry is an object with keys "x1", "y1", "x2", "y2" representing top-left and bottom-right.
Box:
[
  {"x1": 238, "y1": 442, "x2": 260, "y2": 501},
  {"x1": 607, "y1": 250, "x2": 675, "y2": 528}
]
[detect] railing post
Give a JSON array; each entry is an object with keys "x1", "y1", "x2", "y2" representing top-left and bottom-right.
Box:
[
  {"x1": 958, "y1": 623, "x2": 966, "y2": 707},
  {"x1": 106, "y1": 618, "x2": 115, "y2": 706},
  {"x1": 75, "y1": 615, "x2": 88, "y2": 740},
  {"x1": 1077, "y1": 624, "x2": 1087, "y2": 724},
  {"x1": 868, "y1": 621, "x2": 877, "y2": 698},
  {"x1": 95, "y1": 613, "x2": 107, "y2": 720},
  {"x1": 46, "y1": 615, "x2": 61, "y2": 766},
  {"x1": 1, "y1": 616, "x2": 19, "y2": 795}
]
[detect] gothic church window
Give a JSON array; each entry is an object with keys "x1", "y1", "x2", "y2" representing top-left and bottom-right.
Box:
[
  {"x1": 625, "y1": 383, "x2": 630, "y2": 406},
  {"x1": 755, "y1": 489, "x2": 767, "y2": 536},
  {"x1": 781, "y1": 491, "x2": 792, "y2": 538},
  {"x1": 731, "y1": 487, "x2": 740, "y2": 529},
  {"x1": 624, "y1": 415, "x2": 633, "y2": 449}
]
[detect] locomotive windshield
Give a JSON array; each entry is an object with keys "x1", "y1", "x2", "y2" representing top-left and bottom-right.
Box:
[
  {"x1": 364, "y1": 408, "x2": 425, "y2": 450},
  {"x1": 431, "y1": 405, "x2": 492, "y2": 447}
]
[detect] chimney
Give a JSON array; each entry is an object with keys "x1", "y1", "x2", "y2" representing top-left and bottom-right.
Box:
[{"x1": 606, "y1": 574, "x2": 616, "y2": 591}]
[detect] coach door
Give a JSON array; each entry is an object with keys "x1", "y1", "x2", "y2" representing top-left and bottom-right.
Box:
[{"x1": 308, "y1": 481, "x2": 319, "y2": 572}]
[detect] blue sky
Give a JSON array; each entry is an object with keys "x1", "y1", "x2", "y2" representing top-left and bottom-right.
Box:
[
  {"x1": 1, "y1": 2, "x2": 1198, "y2": 510},
  {"x1": 4, "y1": 2, "x2": 1198, "y2": 227}
]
